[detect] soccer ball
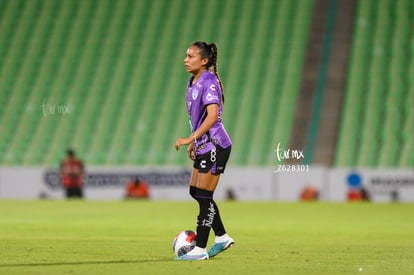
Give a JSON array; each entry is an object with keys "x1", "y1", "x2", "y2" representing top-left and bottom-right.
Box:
[{"x1": 172, "y1": 230, "x2": 196, "y2": 257}]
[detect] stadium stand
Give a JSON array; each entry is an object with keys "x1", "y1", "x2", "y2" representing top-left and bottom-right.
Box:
[
  {"x1": 335, "y1": 0, "x2": 414, "y2": 167},
  {"x1": 0, "y1": 0, "x2": 313, "y2": 166}
]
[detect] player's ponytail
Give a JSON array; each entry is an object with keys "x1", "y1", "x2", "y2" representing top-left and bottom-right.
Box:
[
  {"x1": 192, "y1": 41, "x2": 225, "y2": 103},
  {"x1": 208, "y1": 43, "x2": 225, "y2": 103}
]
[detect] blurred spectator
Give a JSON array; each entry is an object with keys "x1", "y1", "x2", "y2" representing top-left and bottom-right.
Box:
[
  {"x1": 225, "y1": 188, "x2": 236, "y2": 201},
  {"x1": 125, "y1": 178, "x2": 149, "y2": 199},
  {"x1": 300, "y1": 185, "x2": 319, "y2": 201},
  {"x1": 361, "y1": 187, "x2": 370, "y2": 201},
  {"x1": 60, "y1": 149, "x2": 84, "y2": 199},
  {"x1": 347, "y1": 187, "x2": 370, "y2": 202},
  {"x1": 390, "y1": 190, "x2": 399, "y2": 202}
]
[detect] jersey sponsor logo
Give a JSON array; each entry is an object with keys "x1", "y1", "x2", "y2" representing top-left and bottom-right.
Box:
[
  {"x1": 192, "y1": 89, "x2": 199, "y2": 100},
  {"x1": 209, "y1": 84, "x2": 217, "y2": 91},
  {"x1": 206, "y1": 92, "x2": 219, "y2": 102}
]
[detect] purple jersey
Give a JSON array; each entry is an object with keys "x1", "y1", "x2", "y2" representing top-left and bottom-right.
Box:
[{"x1": 186, "y1": 70, "x2": 232, "y2": 155}]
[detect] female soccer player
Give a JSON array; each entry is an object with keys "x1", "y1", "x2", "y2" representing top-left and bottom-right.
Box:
[{"x1": 174, "y1": 41, "x2": 234, "y2": 260}]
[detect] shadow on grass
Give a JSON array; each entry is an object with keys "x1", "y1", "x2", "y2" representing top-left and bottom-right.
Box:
[{"x1": 0, "y1": 258, "x2": 172, "y2": 268}]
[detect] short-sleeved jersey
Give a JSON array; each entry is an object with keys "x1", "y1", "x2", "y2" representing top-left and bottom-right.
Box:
[{"x1": 186, "y1": 70, "x2": 232, "y2": 155}]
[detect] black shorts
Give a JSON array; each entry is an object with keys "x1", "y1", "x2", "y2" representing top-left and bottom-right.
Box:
[
  {"x1": 193, "y1": 145, "x2": 231, "y2": 175},
  {"x1": 65, "y1": 187, "x2": 83, "y2": 198}
]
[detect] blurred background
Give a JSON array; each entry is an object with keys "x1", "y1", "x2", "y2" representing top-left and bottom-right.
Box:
[{"x1": 0, "y1": 0, "x2": 413, "y2": 201}]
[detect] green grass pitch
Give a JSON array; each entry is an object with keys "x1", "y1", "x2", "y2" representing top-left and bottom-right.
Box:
[{"x1": 0, "y1": 200, "x2": 413, "y2": 274}]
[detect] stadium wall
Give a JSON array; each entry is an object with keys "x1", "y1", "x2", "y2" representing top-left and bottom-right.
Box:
[{"x1": 0, "y1": 166, "x2": 413, "y2": 202}]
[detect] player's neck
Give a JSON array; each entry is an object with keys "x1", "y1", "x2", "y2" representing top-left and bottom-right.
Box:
[{"x1": 192, "y1": 68, "x2": 207, "y2": 85}]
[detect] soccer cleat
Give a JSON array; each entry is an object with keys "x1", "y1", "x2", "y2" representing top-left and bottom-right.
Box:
[
  {"x1": 175, "y1": 253, "x2": 209, "y2": 261},
  {"x1": 208, "y1": 236, "x2": 235, "y2": 258},
  {"x1": 175, "y1": 247, "x2": 209, "y2": 261}
]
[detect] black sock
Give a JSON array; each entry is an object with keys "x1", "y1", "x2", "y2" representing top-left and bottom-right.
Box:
[
  {"x1": 191, "y1": 186, "x2": 226, "y2": 237},
  {"x1": 211, "y1": 200, "x2": 226, "y2": 237},
  {"x1": 191, "y1": 187, "x2": 226, "y2": 248},
  {"x1": 194, "y1": 188, "x2": 214, "y2": 248},
  {"x1": 189, "y1": 186, "x2": 197, "y2": 200}
]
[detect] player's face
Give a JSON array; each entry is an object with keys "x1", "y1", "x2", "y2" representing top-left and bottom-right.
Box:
[{"x1": 184, "y1": 45, "x2": 208, "y2": 75}]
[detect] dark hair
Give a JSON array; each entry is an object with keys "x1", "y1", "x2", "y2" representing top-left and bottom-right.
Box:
[
  {"x1": 192, "y1": 41, "x2": 225, "y2": 103},
  {"x1": 66, "y1": 148, "x2": 75, "y2": 157}
]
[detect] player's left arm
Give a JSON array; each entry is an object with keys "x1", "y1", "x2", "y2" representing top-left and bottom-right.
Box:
[{"x1": 175, "y1": 104, "x2": 218, "y2": 151}]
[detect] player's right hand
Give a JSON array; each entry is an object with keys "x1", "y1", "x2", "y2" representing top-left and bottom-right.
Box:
[{"x1": 187, "y1": 143, "x2": 196, "y2": 160}]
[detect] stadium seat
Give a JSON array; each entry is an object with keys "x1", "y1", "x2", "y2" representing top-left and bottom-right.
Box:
[
  {"x1": 335, "y1": 0, "x2": 413, "y2": 167},
  {"x1": 0, "y1": 0, "x2": 312, "y2": 166}
]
